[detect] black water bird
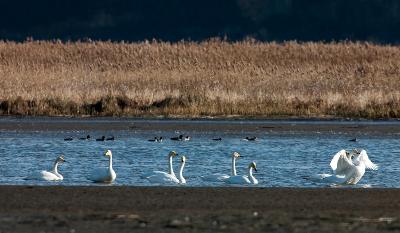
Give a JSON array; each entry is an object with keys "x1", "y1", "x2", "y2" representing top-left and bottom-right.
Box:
[
  {"x1": 349, "y1": 138, "x2": 358, "y2": 142},
  {"x1": 106, "y1": 136, "x2": 115, "y2": 141},
  {"x1": 212, "y1": 138, "x2": 222, "y2": 141},
  {"x1": 243, "y1": 136, "x2": 257, "y2": 141},
  {"x1": 80, "y1": 135, "x2": 91, "y2": 140},
  {"x1": 96, "y1": 136, "x2": 105, "y2": 141},
  {"x1": 149, "y1": 137, "x2": 163, "y2": 142},
  {"x1": 64, "y1": 137, "x2": 73, "y2": 141},
  {"x1": 171, "y1": 135, "x2": 184, "y2": 141},
  {"x1": 148, "y1": 137, "x2": 158, "y2": 142}
]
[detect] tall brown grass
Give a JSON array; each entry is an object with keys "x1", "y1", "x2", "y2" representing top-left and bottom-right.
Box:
[{"x1": 1, "y1": 39, "x2": 400, "y2": 118}]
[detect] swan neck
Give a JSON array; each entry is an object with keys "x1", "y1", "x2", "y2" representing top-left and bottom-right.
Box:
[
  {"x1": 353, "y1": 157, "x2": 363, "y2": 167},
  {"x1": 231, "y1": 156, "x2": 237, "y2": 176},
  {"x1": 179, "y1": 161, "x2": 185, "y2": 182},
  {"x1": 169, "y1": 156, "x2": 175, "y2": 177},
  {"x1": 248, "y1": 167, "x2": 257, "y2": 184},
  {"x1": 108, "y1": 156, "x2": 113, "y2": 170},
  {"x1": 248, "y1": 167, "x2": 253, "y2": 178},
  {"x1": 52, "y1": 161, "x2": 59, "y2": 174}
]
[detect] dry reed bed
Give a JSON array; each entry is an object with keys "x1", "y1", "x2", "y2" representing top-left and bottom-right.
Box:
[{"x1": 0, "y1": 40, "x2": 400, "y2": 118}]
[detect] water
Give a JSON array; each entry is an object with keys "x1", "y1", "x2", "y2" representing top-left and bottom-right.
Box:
[{"x1": 0, "y1": 119, "x2": 399, "y2": 187}]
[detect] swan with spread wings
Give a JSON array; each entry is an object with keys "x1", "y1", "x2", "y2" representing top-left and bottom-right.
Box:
[
  {"x1": 308, "y1": 149, "x2": 378, "y2": 185},
  {"x1": 330, "y1": 149, "x2": 378, "y2": 184}
]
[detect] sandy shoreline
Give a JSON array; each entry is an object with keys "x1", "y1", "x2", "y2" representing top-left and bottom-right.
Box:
[
  {"x1": 1, "y1": 117, "x2": 400, "y2": 134},
  {"x1": 1, "y1": 186, "x2": 399, "y2": 232}
]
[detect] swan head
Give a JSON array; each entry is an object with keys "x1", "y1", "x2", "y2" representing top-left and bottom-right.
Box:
[
  {"x1": 168, "y1": 151, "x2": 178, "y2": 157},
  {"x1": 56, "y1": 155, "x2": 66, "y2": 163},
  {"x1": 352, "y1": 148, "x2": 361, "y2": 154},
  {"x1": 104, "y1": 150, "x2": 112, "y2": 157},
  {"x1": 249, "y1": 161, "x2": 257, "y2": 172},
  {"x1": 181, "y1": 155, "x2": 186, "y2": 163},
  {"x1": 232, "y1": 152, "x2": 240, "y2": 159},
  {"x1": 351, "y1": 148, "x2": 361, "y2": 159}
]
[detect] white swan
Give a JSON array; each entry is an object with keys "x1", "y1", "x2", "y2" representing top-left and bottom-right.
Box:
[
  {"x1": 36, "y1": 155, "x2": 66, "y2": 181},
  {"x1": 141, "y1": 151, "x2": 177, "y2": 179},
  {"x1": 89, "y1": 150, "x2": 116, "y2": 183},
  {"x1": 330, "y1": 149, "x2": 353, "y2": 173},
  {"x1": 224, "y1": 162, "x2": 258, "y2": 185},
  {"x1": 314, "y1": 149, "x2": 378, "y2": 185},
  {"x1": 178, "y1": 156, "x2": 186, "y2": 184},
  {"x1": 333, "y1": 149, "x2": 378, "y2": 184},
  {"x1": 306, "y1": 149, "x2": 352, "y2": 182},
  {"x1": 147, "y1": 155, "x2": 187, "y2": 184},
  {"x1": 201, "y1": 152, "x2": 240, "y2": 182}
]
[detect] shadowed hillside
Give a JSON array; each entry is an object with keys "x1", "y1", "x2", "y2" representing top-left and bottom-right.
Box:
[{"x1": 0, "y1": 0, "x2": 400, "y2": 43}]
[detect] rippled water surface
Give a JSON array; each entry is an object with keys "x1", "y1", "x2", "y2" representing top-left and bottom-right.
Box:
[{"x1": 0, "y1": 119, "x2": 399, "y2": 187}]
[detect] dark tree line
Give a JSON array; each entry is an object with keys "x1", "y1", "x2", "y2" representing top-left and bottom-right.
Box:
[{"x1": 1, "y1": 0, "x2": 400, "y2": 43}]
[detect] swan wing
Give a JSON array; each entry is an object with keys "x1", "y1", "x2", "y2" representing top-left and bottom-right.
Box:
[
  {"x1": 40, "y1": 170, "x2": 62, "y2": 181},
  {"x1": 304, "y1": 173, "x2": 347, "y2": 184},
  {"x1": 147, "y1": 172, "x2": 179, "y2": 184},
  {"x1": 141, "y1": 171, "x2": 158, "y2": 178},
  {"x1": 201, "y1": 173, "x2": 230, "y2": 182},
  {"x1": 359, "y1": 150, "x2": 378, "y2": 170},
  {"x1": 330, "y1": 149, "x2": 346, "y2": 172},
  {"x1": 322, "y1": 174, "x2": 347, "y2": 184},
  {"x1": 142, "y1": 171, "x2": 175, "y2": 179},
  {"x1": 89, "y1": 168, "x2": 112, "y2": 182},
  {"x1": 224, "y1": 175, "x2": 251, "y2": 184},
  {"x1": 335, "y1": 153, "x2": 355, "y2": 176}
]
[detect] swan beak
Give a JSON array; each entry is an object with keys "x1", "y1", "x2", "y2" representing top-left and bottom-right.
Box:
[{"x1": 254, "y1": 167, "x2": 257, "y2": 172}]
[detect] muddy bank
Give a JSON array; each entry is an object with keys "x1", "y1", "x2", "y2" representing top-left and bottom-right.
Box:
[
  {"x1": 0, "y1": 186, "x2": 399, "y2": 232},
  {"x1": 0, "y1": 117, "x2": 400, "y2": 134}
]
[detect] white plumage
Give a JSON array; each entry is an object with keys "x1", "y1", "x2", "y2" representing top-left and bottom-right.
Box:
[
  {"x1": 142, "y1": 151, "x2": 177, "y2": 180},
  {"x1": 146, "y1": 154, "x2": 187, "y2": 184},
  {"x1": 201, "y1": 152, "x2": 240, "y2": 182},
  {"x1": 35, "y1": 155, "x2": 66, "y2": 181},
  {"x1": 147, "y1": 172, "x2": 180, "y2": 184},
  {"x1": 224, "y1": 161, "x2": 258, "y2": 185},
  {"x1": 330, "y1": 149, "x2": 349, "y2": 172},
  {"x1": 89, "y1": 150, "x2": 116, "y2": 183},
  {"x1": 334, "y1": 149, "x2": 377, "y2": 184},
  {"x1": 319, "y1": 149, "x2": 378, "y2": 185}
]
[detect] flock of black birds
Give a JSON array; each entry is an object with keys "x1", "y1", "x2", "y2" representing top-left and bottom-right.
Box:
[
  {"x1": 65, "y1": 134, "x2": 359, "y2": 142},
  {"x1": 63, "y1": 134, "x2": 259, "y2": 142},
  {"x1": 146, "y1": 135, "x2": 258, "y2": 142},
  {"x1": 64, "y1": 135, "x2": 114, "y2": 141}
]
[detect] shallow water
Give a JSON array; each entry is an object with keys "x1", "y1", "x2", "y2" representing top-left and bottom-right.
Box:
[{"x1": 0, "y1": 119, "x2": 398, "y2": 187}]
